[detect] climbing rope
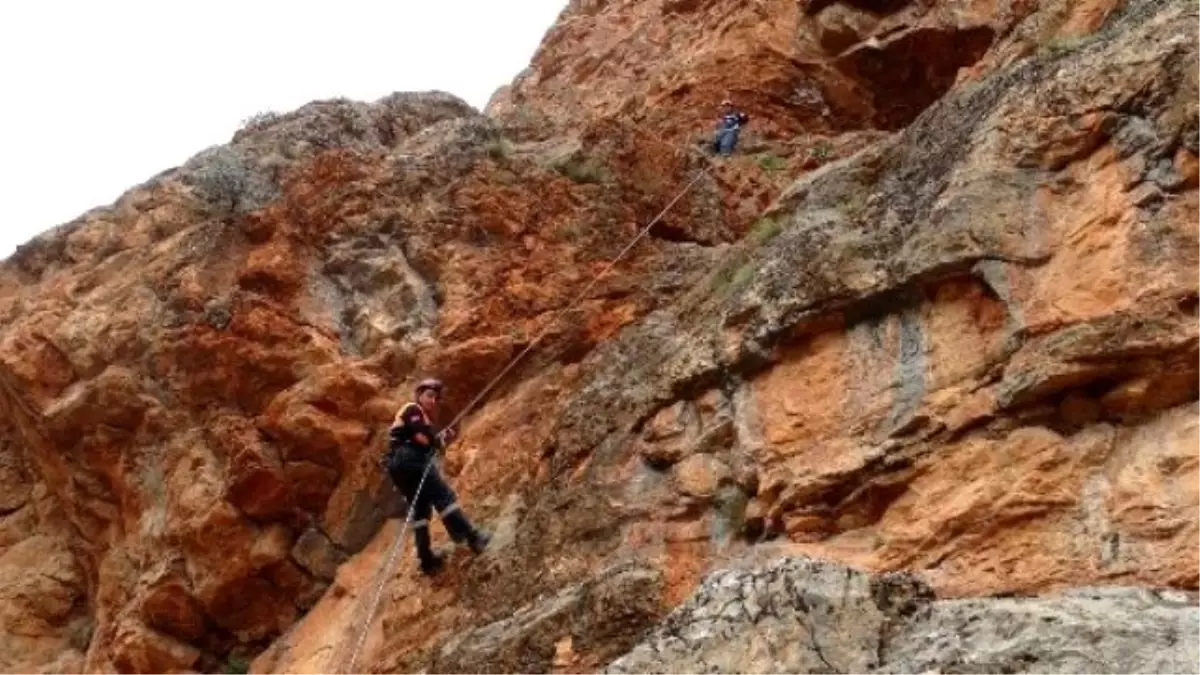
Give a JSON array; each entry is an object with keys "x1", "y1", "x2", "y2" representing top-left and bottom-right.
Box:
[{"x1": 337, "y1": 154, "x2": 714, "y2": 674}]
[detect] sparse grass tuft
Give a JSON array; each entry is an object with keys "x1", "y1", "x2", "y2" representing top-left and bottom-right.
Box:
[
  {"x1": 810, "y1": 141, "x2": 834, "y2": 162},
  {"x1": 748, "y1": 217, "x2": 784, "y2": 246},
  {"x1": 708, "y1": 255, "x2": 758, "y2": 298},
  {"x1": 836, "y1": 191, "x2": 869, "y2": 220},
  {"x1": 184, "y1": 146, "x2": 278, "y2": 217},
  {"x1": 755, "y1": 153, "x2": 788, "y2": 172},
  {"x1": 702, "y1": 216, "x2": 786, "y2": 299},
  {"x1": 487, "y1": 138, "x2": 514, "y2": 161},
  {"x1": 729, "y1": 262, "x2": 757, "y2": 289},
  {"x1": 559, "y1": 219, "x2": 588, "y2": 242},
  {"x1": 557, "y1": 156, "x2": 612, "y2": 184},
  {"x1": 240, "y1": 111, "x2": 283, "y2": 133},
  {"x1": 1042, "y1": 33, "x2": 1096, "y2": 56}
]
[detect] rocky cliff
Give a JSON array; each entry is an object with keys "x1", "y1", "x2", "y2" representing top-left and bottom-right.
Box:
[{"x1": 0, "y1": 0, "x2": 1196, "y2": 672}]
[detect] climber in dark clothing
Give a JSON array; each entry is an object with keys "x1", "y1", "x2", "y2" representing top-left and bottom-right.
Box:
[
  {"x1": 711, "y1": 99, "x2": 750, "y2": 156},
  {"x1": 386, "y1": 378, "x2": 489, "y2": 575}
]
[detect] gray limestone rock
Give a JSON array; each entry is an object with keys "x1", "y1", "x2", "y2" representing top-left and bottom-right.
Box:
[{"x1": 605, "y1": 557, "x2": 1199, "y2": 674}]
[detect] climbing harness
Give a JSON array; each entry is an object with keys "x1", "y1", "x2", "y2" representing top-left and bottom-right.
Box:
[{"x1": 336, "y1": 135, "x2": 714, "y2": 674}]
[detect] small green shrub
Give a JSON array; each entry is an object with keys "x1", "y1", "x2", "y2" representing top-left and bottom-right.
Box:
[
  {"x1": 1042, "y1": 33, "x2": 1095, "y2": 56},
  {"x1": 226, "y1": 656, "x2": 251, "y2": 674},
  {"x1": 810, "y1": 141, "x2": 833, "y2": 162},
  {"x1": 729, "y1": 262, "x2": 757, "y2": 289},
  {"x1": 487, "y1": 138, "x2": 514, "y2": 161},
  {"x1": 704, "y1": 217, "x2": 785, "y2": 298},
  {"x1": 184, "y1": 146, "x2": 278, "y2": 216},
  {"x1": 709, "y1": 255, "x2": 758, "y2": 298},
  {"x1": 557, "y1": 156, "x2": 611, "y2": 184},
  {"x1": 748, "y1": 217, "x2": 784, "y2": 246},
  {"x1": 755, "y1": 153, "x2": 788, "y2": 172}
]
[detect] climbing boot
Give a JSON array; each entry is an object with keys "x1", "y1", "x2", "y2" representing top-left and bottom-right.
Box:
[
  {"x1": 442, "y1": 506, "x2": 488, "y2": 554},
  {"x1": 467, "y1": 528, "x2": 490, "y2": 555},
  {"x1": 413, "y1": 526, "x2": 443, "y2": 576},
  {"x1": 420, "y1": 554, "x2": 444, "y2": 576}
]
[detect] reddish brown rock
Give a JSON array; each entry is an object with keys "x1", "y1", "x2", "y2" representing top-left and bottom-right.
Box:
[
  {"x1": 0, "y1": 0, "x2": 1195, "y2": 672},
  {"x1": 0, "y1": 534, "x2": 87, "y2": 672},
  {"x1": 0, "y1": 84, "x2": 733, "y2": 670},
  {"x1": 138, "y1": 564, "x2": 207, "y2": 643},
  {"x1": 672, "y1": 454, "x2": 732, "y2": 499},
  {"x1": 490, "y1": 0, "x2": 1040, "y2": 144},
  {"x1": 110, "y1": 619, "x2": 201, "y2": 674}
]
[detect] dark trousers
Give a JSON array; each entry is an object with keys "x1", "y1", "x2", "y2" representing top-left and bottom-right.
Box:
[
  {"x1": 387, "y1": 447, "x2": 476, "y2": 556},
  {"x1": 388, "y1": 451, "x2": 458, "y2": 525},
  {"x1": 712, "y1": 127, "x2": 740, "y2": 155}
]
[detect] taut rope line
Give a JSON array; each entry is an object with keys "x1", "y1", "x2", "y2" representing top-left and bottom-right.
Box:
[{"x1": 338, "y1": 162, "x2": 712, "y2": 674}]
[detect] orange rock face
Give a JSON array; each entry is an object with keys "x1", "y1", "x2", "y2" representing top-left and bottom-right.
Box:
[
  {"x1": 0, "y1": 0, "x2": 1196, "y2": 672},
  {"x1": 0, "y1": 90, "x2": 744, "y2": 672},
  {"x1": 490, "y1": 0, "x2": 1033, "y2": 142}
]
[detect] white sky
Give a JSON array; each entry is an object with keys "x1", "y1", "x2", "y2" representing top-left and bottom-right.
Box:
[{"x1": 0, "y1": 0, "x2": 566, "y2": 260}]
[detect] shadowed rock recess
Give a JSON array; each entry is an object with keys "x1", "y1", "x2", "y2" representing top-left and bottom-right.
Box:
[{"x1": 0, "y1": 0, "x2": 1196, "y2": 672}]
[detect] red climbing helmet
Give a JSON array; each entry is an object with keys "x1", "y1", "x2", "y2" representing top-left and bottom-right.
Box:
[{"x1": 415, "y1": 378, "x2": 445, "y2": 397}]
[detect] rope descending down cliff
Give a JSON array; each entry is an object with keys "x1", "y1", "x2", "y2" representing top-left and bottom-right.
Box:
[{"x1": 337, "y1": 129, "x2": 719, "y2": 673}]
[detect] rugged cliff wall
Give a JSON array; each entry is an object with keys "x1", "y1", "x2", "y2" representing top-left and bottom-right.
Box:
[
  {"x1": 0, "y1": 91, "x2": 745, "y2": 672},
  {"x1": 0, "y1": 0, "x2": 1195, "y2": 672}
]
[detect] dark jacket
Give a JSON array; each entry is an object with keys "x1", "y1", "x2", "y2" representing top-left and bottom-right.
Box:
[
  {"x1": 717, "y1": 111, "x2": 749, "y2": 131},
  {"x1": 388, "y1": 402, "x2": 449, "y2": 468}
]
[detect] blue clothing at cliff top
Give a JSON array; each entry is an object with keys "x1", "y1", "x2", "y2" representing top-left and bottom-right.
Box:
[{"x1": 712, "y1": 104, "x2": 750, "y2": 156}]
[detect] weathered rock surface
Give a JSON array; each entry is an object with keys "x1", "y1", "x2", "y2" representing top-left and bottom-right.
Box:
[
  {"x1": 492, "y1": 0, "x2": 1022, "y2": 138},
  {"x1": 0, "y1": 84, "x2": 753, "y2": 670},
  {"x1": 260, "y1": 0, "x2": 1196, "y2": 671},
  {"x1": 540, "y1": 0, "x2": 1199, "y2": 596},
  {"x1": 0, "y1": 0, "x2": 1195, "y2": 671},
  {"x1": 606, "y1": 557, "x2": 1200, "y2": 674}
]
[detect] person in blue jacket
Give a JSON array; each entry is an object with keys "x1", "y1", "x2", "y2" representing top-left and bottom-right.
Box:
[
  {"x1": 386, "y1": 378, "x2": 489, "y2": 575},
  {"x1": 712, "y1": 99, "x2": 750, "y2": 156}
]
